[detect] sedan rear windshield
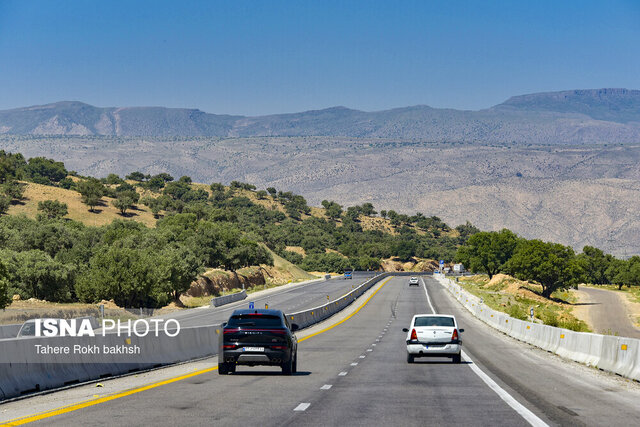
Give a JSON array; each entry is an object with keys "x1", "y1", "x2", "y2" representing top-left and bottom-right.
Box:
[
  {"x1": 227, "y1": 314, "x2": 283, "y2": 328},
  {"x1": 414, "y1": 316, "x2": 455, "y2": 327}
]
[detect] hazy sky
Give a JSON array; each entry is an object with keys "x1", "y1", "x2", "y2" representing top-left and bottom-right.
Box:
[{"x1": 1, "y1": 0, "x2": 639, "y2": 115}]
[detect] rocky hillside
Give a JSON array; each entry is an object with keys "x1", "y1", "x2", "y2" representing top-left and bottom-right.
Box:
[{"x1": 2, "y1": 88, "x2": 640, "y2": 143}]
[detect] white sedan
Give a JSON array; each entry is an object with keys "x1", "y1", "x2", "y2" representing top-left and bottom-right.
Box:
[{"x1": 403, "y1": 314, "x2": 463, "y2": 363}]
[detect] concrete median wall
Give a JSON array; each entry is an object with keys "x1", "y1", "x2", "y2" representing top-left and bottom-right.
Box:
[
  {"x1": 211, "y1": 290, "x2": 247, "y2": 307},
  {"x1": 435, "y1": 274, "x2": 640, "y2": 382},
  {"x1": 0, "y1": 324, "x2": 21, "y2": 339},
  {"x1": 0, "y1": 326, "x2": 221, "y2": 400}
]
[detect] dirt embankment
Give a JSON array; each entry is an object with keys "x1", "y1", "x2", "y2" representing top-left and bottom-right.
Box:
[
  {"x1": 187, "y1": 269, "x2": 266, "y2": 297},
  {"x1": 381, "y1": 257, "x2": 439, "y2": 272}
]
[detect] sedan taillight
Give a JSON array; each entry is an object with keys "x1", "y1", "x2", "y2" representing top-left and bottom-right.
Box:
[
  {"x1": 410, "y1": 328, "x2": 418, "y2": 341},
  {"x1": 452, "y1": 329, "x2": 459, "y2": 341}
]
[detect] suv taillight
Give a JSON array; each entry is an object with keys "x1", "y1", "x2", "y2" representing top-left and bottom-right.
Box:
[
  {"x1": 452, "y1": 329, "x2": 459, "y2": 341},
  {"x1": 410, "y1": 328, "x2": 418, "y2": 341}
]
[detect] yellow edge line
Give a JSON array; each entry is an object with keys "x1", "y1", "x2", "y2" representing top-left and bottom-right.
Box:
[
  {"x1": 298, "y1": 277, "x2": 392, "y2": 342},
  {"x1": 3, "y1": 276, "x2": 393, "y2": 426}
]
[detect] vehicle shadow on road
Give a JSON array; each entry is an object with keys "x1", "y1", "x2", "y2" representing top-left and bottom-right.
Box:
[
  {"x1": 412, "y1": 361, "x2": 472, "y2": 365},
  {"x1": 232, "y1": 371, "x2": 312, "y2": 376}
]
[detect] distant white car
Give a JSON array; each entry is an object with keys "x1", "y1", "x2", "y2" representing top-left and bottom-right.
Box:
[
  {"x1": 403, "y1": 314, "x2": 463, "y2": 363},
  {"x1": 408, "y1": 277, "x2": 419, "y2": 286}
]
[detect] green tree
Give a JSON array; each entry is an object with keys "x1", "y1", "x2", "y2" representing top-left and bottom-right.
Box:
[
  {"x1": 76, "y1": 246, "x2": 158, "y2": 307},
  {"x1": 26, "y1": 157, "x2": 67, "y2": 185},
  {"x1": 380, "y1": 210, "x2": 387, "y2": 219},
  {"x1": 0, "y1": 196, "x2": 11, "y2": 215},
  {"x1": 1, "y1": 181, "x2": 25, "y2": 202},
  {"x1": 4, "y1": 250, "x2": 75, "y2": 301},
  {"x1": 0, "y1": 260, "x2": 10, "y2": 309},
  {"x1": 360, "y1": 203, "x2": 377, "y2": 217},
  {"x1": 455, "y1": 221, "x2": 481, "y2": 241},
  {"x1": 267, "y1": 187, "x2": 277, "y2": 197},
  {"x1": 105, "y1": 173, "x2": 124, "y2": 185},
  {"x1": 77, "y1": 178, "x2": 105, "y2": 212},
  {"x1": 576, "y1": 246, "x2": 614, "y2": 285},
  {"x1": 455, "y1": 229, "x2": 519, "y2": 279},
  {"x1": 156, "y1": 245, "x2": 203, "y2": 302},
  {"x1": 606, "y1": 256, "x2": 640, "y2": 290},
  {"x1": 112, "y1": 191, "x2": 137, "y2": 215},
  {"x1": 126, "y1": 171, "x2": 148, "y2": 182},
  {"x1": 321, "y1": 200, "x2": 343, "y2": 220},
  {"x1": 505, "y1": 239, "x2": 581, "y2": 298},
  {"x1": 37, "y1": 200, "x2": 68, "y2": 220},
  {"x1": 256, "y1": 190, "x2": 268, "y2": 200}
]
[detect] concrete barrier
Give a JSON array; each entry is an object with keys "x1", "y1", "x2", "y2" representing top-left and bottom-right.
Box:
[
  {"x1": 0, "y1": 325, "x2": 220, "y2": 400},
  {"x1": 434, "y1": 274, "x2": 640, "y2": 382},
  {"x1": 0, "y1": 324, "x2": 21, "y2": 339},
  {"x1": 211, "y1": 290, "x2": 247, "y2": 307}
]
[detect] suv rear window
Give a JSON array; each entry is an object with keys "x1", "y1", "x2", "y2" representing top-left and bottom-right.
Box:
[
  {"x1": 414, "y1": 316, "x2": 455, "y2": 327},
  {"x1": 227, "y1": 314, "x2": 283, "y2": 328}
]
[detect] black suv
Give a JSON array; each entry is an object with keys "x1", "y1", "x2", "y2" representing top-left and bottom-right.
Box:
[{"x1": 219, "y1": 309, "x2": 299, "y2": 375}]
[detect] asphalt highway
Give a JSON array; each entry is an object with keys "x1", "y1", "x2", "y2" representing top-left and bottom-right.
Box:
[
  {"x1": 4, "y1": 275, "x2": 640, "y2": 426},
  {"x1": 156, "y1": 272, "x2": 377, "y2": 328}
]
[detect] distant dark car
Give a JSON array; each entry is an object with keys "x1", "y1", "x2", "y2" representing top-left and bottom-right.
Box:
[
  {"x1": 219, "y1": 309, "x2": 299, "y2": 375},
  {"x1": 344, "y1": 271, "x2": 353, "y2": 279}
]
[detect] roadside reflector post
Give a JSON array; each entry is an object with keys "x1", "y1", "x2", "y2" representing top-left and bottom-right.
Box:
[
  {"x1": 530, "y1": 307, "x2": 534, "y2": 322},
  {"x1": 99, "y1": 304, "x2": 105, "y2": 326},
  {"x1": 265, "y1": 303, "x2": 269, "y2": 309},
  {"x1": 327, "y1": 295, "x2": 330, "y2": 300}
]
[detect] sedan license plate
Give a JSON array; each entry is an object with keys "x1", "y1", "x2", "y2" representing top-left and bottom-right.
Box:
[{"x1": 242, "y1": 347, "x2": 264, "y2": 352}]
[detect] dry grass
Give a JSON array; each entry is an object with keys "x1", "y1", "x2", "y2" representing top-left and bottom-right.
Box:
[
  {"x1": 456, "y1": 274, "x2": 590, "y2": 332},
  {"x1": 285, "y1": 246, "x2": 306, "y2": 257},
  {"x1": 8, "y1": 182, "x2": 158, "y2": 227}
]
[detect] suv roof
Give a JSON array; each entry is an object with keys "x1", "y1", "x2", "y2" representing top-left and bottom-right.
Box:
[{"x1": 231, "y1": 309, "x2": 284, "y2": 317}]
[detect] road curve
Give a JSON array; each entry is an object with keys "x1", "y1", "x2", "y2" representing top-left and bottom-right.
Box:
[
  {"x1": 575, "y1": 286, "x2": 640, "y2": 339},
  {"x1": 157, "y1": 272, "x2": 377, "y2": 328},
  {"x1": 2, "y1": 276, "x2": 640, "y2": 426}
]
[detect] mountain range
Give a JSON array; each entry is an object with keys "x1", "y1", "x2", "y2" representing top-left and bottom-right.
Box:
[
  {"x1": 2, "y1": 88, "x2": 640, "y2": 257},
  {"x1": 2, "y1": 89, "x2": 640, "y2": 143}
]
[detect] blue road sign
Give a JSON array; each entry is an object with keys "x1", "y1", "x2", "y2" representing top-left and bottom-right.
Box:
[
  {"x1": 249, "y1": 302, "x2": 254, "y2": 309},
  {"x1": 439, "y1": 260, "x2": 444, "y2": 266}
]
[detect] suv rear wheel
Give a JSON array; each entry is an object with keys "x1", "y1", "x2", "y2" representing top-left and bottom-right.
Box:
[
  {"x1": 282, "y1": 355, "x2": 294, "y2": 375},
  {"x1": 218, "y1": 362, "x2": 230, "y2": 375}
]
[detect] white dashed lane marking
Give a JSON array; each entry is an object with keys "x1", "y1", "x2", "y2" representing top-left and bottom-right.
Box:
[
  {"x1": 350, "y1": 362, "x2": 358, "y2": 366},
  {"x1": 359, "y1": 355, "x2": 366, "y2": 358},
  {"x1": 339, "y1": 371, "x2": 348, "y2": 376},
  {"x1": 320, "y1": 384, "x2": 332, "y2": 390},
  {"x1": 294, "y1": 403, "x2": 311, "y2": 411}
]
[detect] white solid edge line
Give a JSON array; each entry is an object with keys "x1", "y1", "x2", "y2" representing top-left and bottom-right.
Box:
[
  {"x1": 294, "y1": 403, "x2": 311, "y2": 411},
  {"x1": 420, "y1": 278, "x2": 548, "y2": 427}
]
